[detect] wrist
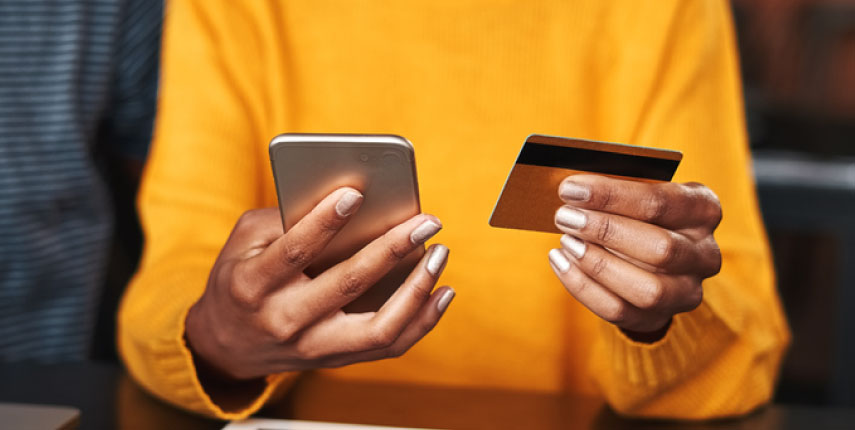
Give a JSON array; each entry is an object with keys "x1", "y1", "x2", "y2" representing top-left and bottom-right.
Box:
[
  {"x1": 620, "y1": 317, "x2": 672, "y2": 343},
  {"x1": 185, "y1": 299, "x2": 237, "y2": 380},
  {"x1": 184, "y1": 300, "x2": 213, "y2": 365},
  {"x1": 185, "y1": 301, "x2": 268, "y2": 411}
]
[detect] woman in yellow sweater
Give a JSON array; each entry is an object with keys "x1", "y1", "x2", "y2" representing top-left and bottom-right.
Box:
[{"x1": 119, "y1": 0, "x2": 790, "y2": 420}]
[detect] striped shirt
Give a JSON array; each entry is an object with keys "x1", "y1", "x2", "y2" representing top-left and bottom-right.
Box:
[{"x1": 0, "y1": 0, "x2": 161, "y2": 362}]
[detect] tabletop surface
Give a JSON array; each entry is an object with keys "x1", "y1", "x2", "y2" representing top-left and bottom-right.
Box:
[{"x1": 0, "y1": 362, "x2": 853, "y2": 430}]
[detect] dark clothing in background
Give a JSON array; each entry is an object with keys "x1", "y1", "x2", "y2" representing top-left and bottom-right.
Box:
[{"x1": 0, "y1": 0, "x2": 162, "y2": 361}]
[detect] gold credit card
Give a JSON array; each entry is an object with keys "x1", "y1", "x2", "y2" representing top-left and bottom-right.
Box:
[{"x1": 489, "y1": 134, "x2": 682, "y2": 234}]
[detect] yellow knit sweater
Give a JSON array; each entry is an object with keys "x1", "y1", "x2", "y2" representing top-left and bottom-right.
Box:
[{"x1": 119, "y1": 0, "x2": 790, "y2": 420}]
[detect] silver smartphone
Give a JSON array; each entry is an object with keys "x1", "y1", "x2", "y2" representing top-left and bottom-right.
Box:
[{"x1": 269, "y1": 133, "x2": 423, "y2": 313}]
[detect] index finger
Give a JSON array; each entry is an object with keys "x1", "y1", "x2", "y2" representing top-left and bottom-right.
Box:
[
  {"x1": 304, "y1": 214, "x2": 442, "y2": 315},
  {"x1": 244, "y1": 187, "x2": 364, "y2": 290},
  {"x1": 558, "y1": 175, "x2": 721, "y2": 231}
]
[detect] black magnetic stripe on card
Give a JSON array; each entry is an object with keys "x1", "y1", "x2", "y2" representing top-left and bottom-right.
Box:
[{"x1": 516, "y1": 142, "x2": 679, "y2": 181}]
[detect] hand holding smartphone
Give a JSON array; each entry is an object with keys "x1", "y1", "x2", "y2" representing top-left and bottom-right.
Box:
[
  {"x1": 269, "y1": 133, "x2": 426, "y2": 312},
  {"x1": 184, "y1": 134, "x2": 452, "y2": 383}
]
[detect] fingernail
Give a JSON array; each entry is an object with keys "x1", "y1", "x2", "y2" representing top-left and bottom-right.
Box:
[
  {"x1": 548, "y1": 249, "x2": 571, "y2": 273},
  {"x1": 437, "y1": 288, "x2": 455, "y2": 313},
  {"x1": 555, "y1": 206, "x2": 586, "y2": 230},
  {"x1": 410, "y1": 218, "x2": 442, "y2": 245},
  {"x1": 560, "y1": 234, "x2": 586, "y2": 259},
  {"x1": 560, "y1": 182, "x2": 590, "y2": 202},
  {"x1": 335, "y1": 190, "x2": 363, "y2": 217},
  {"x1": 426, "y1": 244, "x2": 449, "y2": 277}
]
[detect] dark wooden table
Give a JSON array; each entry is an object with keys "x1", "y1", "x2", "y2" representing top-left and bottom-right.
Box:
[{"x1": 0, "y1": 362, "x2": 853, "y2": 429}]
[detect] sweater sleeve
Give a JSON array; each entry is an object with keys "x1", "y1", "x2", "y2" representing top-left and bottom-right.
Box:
[
  {"x1": 588, "y1": 0, "x2": 790, "y2": 418},
  {"x1": 117, "y1": 0, "x2": 294, "y2": 419}
]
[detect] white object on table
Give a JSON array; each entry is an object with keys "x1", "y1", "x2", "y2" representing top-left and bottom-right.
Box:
[{"x1": 223, "y1": 418, "x2": 438, "y2": 430}]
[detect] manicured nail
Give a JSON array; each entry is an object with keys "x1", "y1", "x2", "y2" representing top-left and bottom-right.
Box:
[
  {"x1": 560, "y1": 182, "x2": 590, "y2": 202},
  {"x1": 560, "y1": 234, "x2": 586, "y2": 259},
  {"x1": 335, "y1": 190, "x2": 363, "y2": 217},
  {"x1": 410, "y1": 218, "x2": 442, "y2": 245},
  {"x1": 555, "y1": 206, "x2": 586, "y2": 230},
  {"x1": 437, "y1": 288, "x2": 455, "y2": 313},
  {"x1": 426, "y1": 244, "x2": 449, "y2": 277},
  {"x1": 548, "y1": 249, "x2": 571, "y2": 273}
]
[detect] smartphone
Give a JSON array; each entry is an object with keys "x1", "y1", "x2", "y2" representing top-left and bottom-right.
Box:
[{"x1": 269, "y1": 133, "x2": 423, "y2": 313}]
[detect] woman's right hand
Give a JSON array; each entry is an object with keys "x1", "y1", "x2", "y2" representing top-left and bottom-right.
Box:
[{"x1": 185, "y1": 187, "x2": 454, "y2": 381}]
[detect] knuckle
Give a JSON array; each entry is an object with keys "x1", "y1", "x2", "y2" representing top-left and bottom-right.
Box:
[
  {"x1": 642, "y1": 187, "x2": 669, "y2": 223},
  {"x1": 262, "y1": 316, "x2": 300, "y2": 343},
  {"x1": 409, "y1": 285, "x2": 432, "y2": 305},
  {"x1": 710, "y1": 205, "x2": 723, "y2": 229},
  {"x1": 385, "y1": 240, "x2": 413, "y2": 262},
  {"x1": 704, "y1": 238, "x2": 723, "y2": 277},
  {"x1": 686, "y1": 283, "x2": 704, "y2": 311},
  {"x1": 227, "y1": 282, "x2": 261, "y2": 309},
  {"x1": 684, "y1": 182, "x2": 710, "y2": 199},
  {"x1": 707, "y1": 189, "x2": 722, "y2": 210},
  {"x1": 690, "y1": 184, "x2": 723, "y2": 229},
  {"x1": 596, "y1": 185, "x2": 616, "y2": 210},
  {"x1": 407, "y1": 279, "x2": 434, "y2": 303},
  {"x1": 337, "y1": 272, "x2": 367, "y2": 298},
  {"x1": 594, "y1": 217, "x2": 615, "y2": 243},
  {"x1": 638, "y1": 278, "x2": 666, "y2": 310},
  {"x1": 651, "y1": 233, "x2": 679, "y2": 267},
  {"x1": 365, "y1": 325, "x2": 398, "y2": 350},
  {"x1": 226, "y1": 264, "x2": 262, "y2": 307},
  {"x1": 602, "y1": 302, "x2": 627, "y2": 325},
  {"x1": 236, "y1": 209, "x2": 263, "y2": 230},
  {"x1": 294, "y1": 339, "x2": 323, "y2": 361},
  {"x1": 707, "y1": 199, "x2": 723, "y2": 229},
  {"x1": 281, "y1": 245, "x2": 312, "y2": 268},
  {"x1": 588, "y1": 253, "x2": 610, "y2": 278}
]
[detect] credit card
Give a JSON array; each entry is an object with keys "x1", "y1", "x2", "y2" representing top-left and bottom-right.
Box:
[{"x1": 489, "y1": 134, "x2": 682, "y2": 234}]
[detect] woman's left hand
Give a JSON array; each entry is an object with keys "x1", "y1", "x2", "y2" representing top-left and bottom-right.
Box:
[{"x1": 549, "y1": 174, "x2": 722, "y2": 340}]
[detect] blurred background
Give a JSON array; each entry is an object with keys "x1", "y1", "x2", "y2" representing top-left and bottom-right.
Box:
[
  {"x1": 731, "y1": 0, "x2": 855, "y2": 407},
  {"x1": 85, "y1": 0, "x2": 855, "y2": 409}
]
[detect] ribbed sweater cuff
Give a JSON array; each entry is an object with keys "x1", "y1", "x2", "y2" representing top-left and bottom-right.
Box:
[
  {"x1": 148, "y1": 307, "x2": 295, "y2": 420},
  {"x1": 601, "y1": 301, "x2": 735, "y2": 391}
]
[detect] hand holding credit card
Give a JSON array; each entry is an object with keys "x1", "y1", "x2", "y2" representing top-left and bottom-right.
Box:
[
  {"x1": 489, "y1": 134, "x2": 724, "y2": 339},
  {"x1": 490, "y1": 134, "x2": 682, "y2": 234}
]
